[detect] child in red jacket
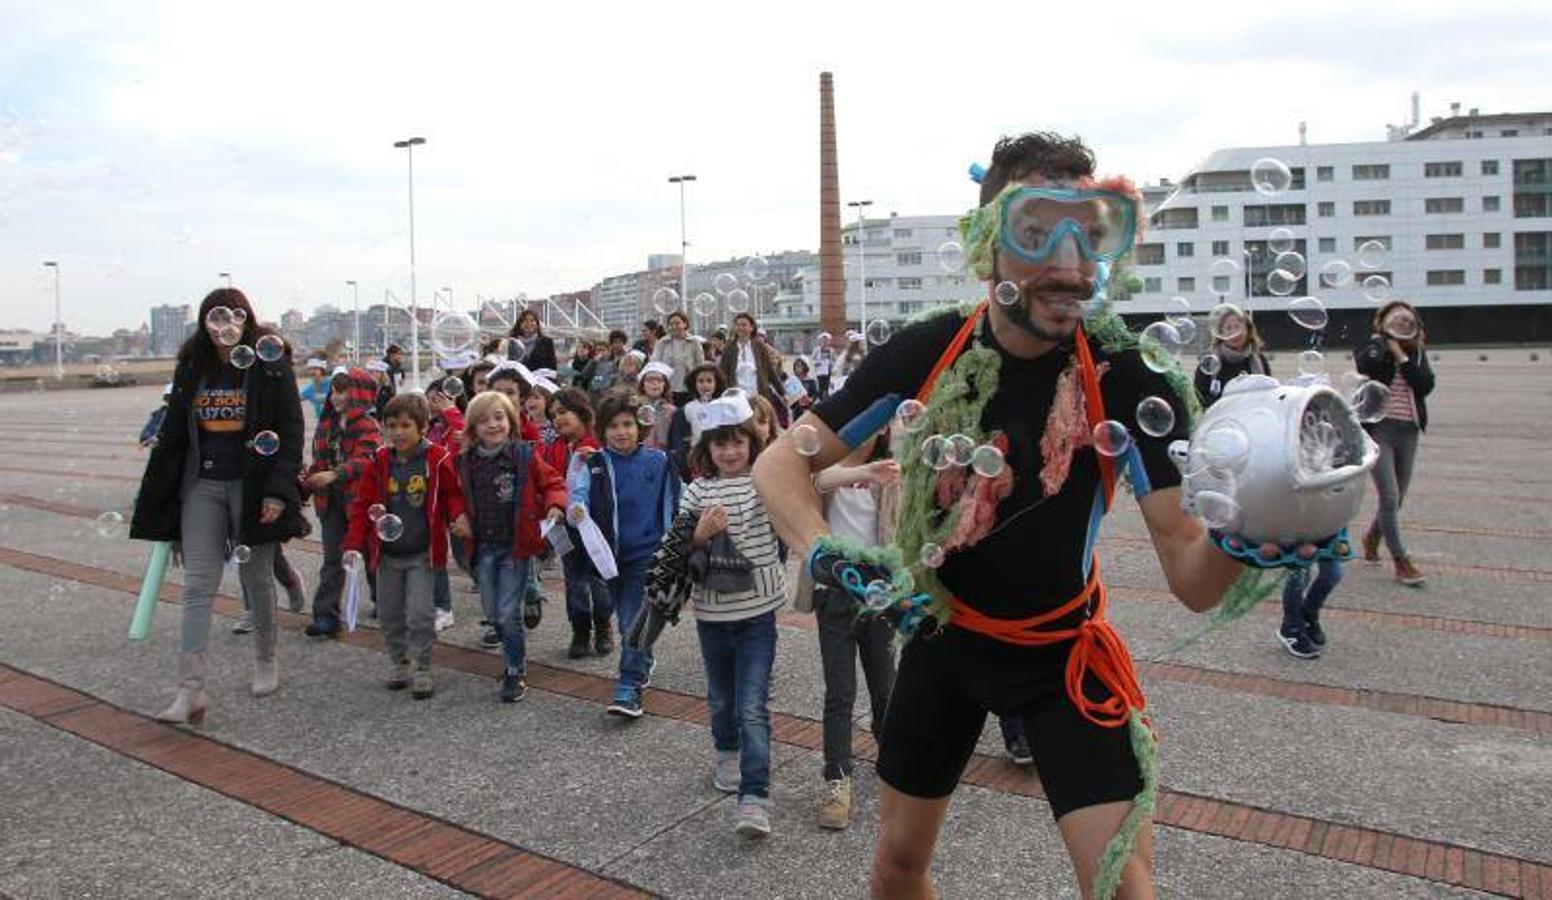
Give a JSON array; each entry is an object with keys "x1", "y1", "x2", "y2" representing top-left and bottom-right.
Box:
[
  {"x1": 546, "y1": 387, "x2": 610, "y2": 658},
  {"x1": 452, "y1": 391, "x2": 567, "y2": 702},
  {"x1": 303, "y1": 367, "x2": 382, "y2": 637},
  {"x1": 344, "y1": 393, "x2": 467, "y2": 699},
  {"x1": 426, "y1": 376, "x2": 470, "y2": 630}
]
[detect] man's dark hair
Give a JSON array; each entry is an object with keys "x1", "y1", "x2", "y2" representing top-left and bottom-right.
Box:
[
  {"x1": 979, "y1": 132, "x2": 1096, "y2": 205},
  {"x1": 608, "y1": 329, "x2": 628, "y2": 344},
  {"x1": 382, "y1": 392, "x2": 430, "y2": 430}
]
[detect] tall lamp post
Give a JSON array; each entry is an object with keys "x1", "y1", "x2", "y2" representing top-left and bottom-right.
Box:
[
  {"x1": 346, "y1": 279, "x2": 360, "y2": 362},
  {"x1": 218, "y1": 271, "x2": 232, "y2": 288},
  {"x1": 668, "y1": 174, "x2": 697, "y2": 305},
  {"x1": 393, "y1": 136, "x2": 427, "y2": 388},
  {"x1": 42, "y1": 261, "x2": 62, "y2": 380},
  {"x1": 847, "y1": 200, "x2": 873, "y2": 336}
]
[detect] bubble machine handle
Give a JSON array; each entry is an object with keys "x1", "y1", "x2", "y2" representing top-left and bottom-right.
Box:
[{"x1": 128, "y1": 541, "x2": 172, "y2": 641}]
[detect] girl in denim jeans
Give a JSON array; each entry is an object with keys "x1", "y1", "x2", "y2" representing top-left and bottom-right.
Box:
[{"x1": 454, "y1": 392, "x2": 567, "y2": 703}]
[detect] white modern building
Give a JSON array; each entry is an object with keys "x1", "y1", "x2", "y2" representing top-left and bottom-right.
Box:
[
  {"x1": 1135, "y1": 107, "x2": 1552, "y2": 340},
  {"x1": 148, "y1": 303, "x2": 190, "y2": 356}
]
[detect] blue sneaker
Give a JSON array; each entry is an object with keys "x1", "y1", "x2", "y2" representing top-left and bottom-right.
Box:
[
  {"x1": 606, "y1": 689, "x2": 643, "y2": 718},
  {"x1": 304, "y1": 616, "x2": 339, "y2": 638}
]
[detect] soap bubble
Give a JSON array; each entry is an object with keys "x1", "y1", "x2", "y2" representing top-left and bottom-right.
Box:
[
  {"x1": 693, "y1": 292, "x2": 717, "y2": 317},
  {"x1": 1382, "y1": 309, "x2": 1420, "y2": 341},
  {"x1": 376, "y1": 514, "x2": 404, "y2": 542},
  {"x1": 636, "y1": 406, "x2": 656, "y2": 429},
  {"x1": 232, "y1": 544, "x2": 253, "y2": 564},
  {"x1": 1356, "y1": 240, "x2": 1386, "y2": 269},
  {"x1": 1266, "y1": 268, "x2": 1299, "y2": 297},
  {"x1": 1250, "y1": 157, "x2": 1292, "y2": 196},
  {"x1": 1319, "y1": 259, "x2": 1354, "y2": 289},
  {"x1": 1274, "y1": 250, "x2": 1307, "y2": 278},
  {"x1": 442, "y1": 376, "x2": 464, "y2": 398},
  {"x1": 652, "y1": 287, "x2": 680, "y2": 316},
  {"x1": 93, "y1": 511, "x2": 125, "y2": 539},
  {"x1": 367, "y1": 503, "x2": 387, "y2": 523},
  {"x1": 994, "y1": 281, "x2": 1020, "y2": 306},
  {"x1": 744, "y1": 256, "x2": 770, "y2": 282},
  {"x1": 866, "y1": 319, "x2": 892, "y2": 346},
  {"x1": 1139, "y1": 321, "x2": 1181, "y2": 373},
  {"x1": 206, "y1": 306, "x2": 234, "y2": 329},
  {"x1": 430, "y1": 311, "x2": 479, "y2": 355},
  {"x1": 1194, "y1": 490, "x2": 1242, "y2": 530},
  {"x1": 1298, "y1": 349, "x2": 1326, "y2": 376},
  {"x1": 216, "y1": 324, "x2": 242, "y2": 347},
  {"x1": 255, "y1": 334, "x2": 285, "y2": 363},
  {"x1": 970, "y1": 444, "x2": 1005, "y2": 478},
  {"x1": 1287, "y1": 296, "x2": 1329, "y2": 331},
  {"x1": 920, "y1": 542, "x2": 946, "y2": 569},
  {"x1": 230, "y1": 308, "x2": 247, "y2": 326},
  {"x1": 1165, "y1": 295, "x2": 1191, "y2": 320},
  {"x1": 1136, "y1": 396, "x2": 1176, "y2": 437},
  {"x1": 1200, "y1": 420, "x2": 1251, "y2": 473},
  {"x1": 714, "y1": 272, "x2": 739, "y2": 296},
  {"x1": 792, "y1": 423, "x2": 822, "y2": 457},
  {"x1": 230, "y1": 345, "x2": 257, "y2": 369},
  {"x1": 342, "y1": 549, "x2": 364, "y2": 571},
  {"x1": 1208, "y1": 304, "x2": 1246, "y2": 342},
  {"x1": 1092, "y1": 420, "x2": 1131, "y2": 457},
  {"x1": 1268, "y1": 228, "x2": 1296, "y2": 254},
  {"x1": 1172, "y1": 316, "x2": 1198, "y2": 344},
  {"x1": 251, "y1": 430, "x2": 280, "y2": 456},
  {"x1": 945, "y1": 434, "x2": 976, "y2": 468},
  {"x1": 895, "y1": 398, "x2": 928, "y2": 433},
  {"x1": 1198, "y1": 353, "x2": 1223, "y2": 376},
  {"x1": 863, "y1": 580, "x2": 893, "y2": 612},
  {"x1": 725, "y1": 288, "x2": 751, "y2": 314},
  {"x1": 1208, "y1": 257, "x2": 1242, "y2": 280},
  {"x1": 1362, "y1": 274, "x2": 1391, "y2": 303},
  {"x1": 1350, "y1": 379, "x2": 1391, "y2": 423},
  {"x1": 937, "y1": 241, "x2": 966, "y2": 273},
  {"x1": 920, "y1": 434, "x2": 953, "y2": 470}
]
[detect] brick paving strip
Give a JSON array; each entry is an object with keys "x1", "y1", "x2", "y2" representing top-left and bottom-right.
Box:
[
  {"x1": 1, "y1": 547, "x2": 1549, "y2": 897},
  {"x1": 0, "y1": 663, "x2": 650, "y2": 899}
]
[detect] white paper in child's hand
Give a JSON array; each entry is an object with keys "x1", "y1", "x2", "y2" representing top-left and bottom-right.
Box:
[{"x1": 541, "y1": 517, "x2": 573, "y2": 557}]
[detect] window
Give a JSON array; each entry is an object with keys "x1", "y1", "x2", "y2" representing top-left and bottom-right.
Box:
[
  {"x1": 1484, "y1": 232, "x2": 1501, "y2": 248},
  {"x1": 1211, "y1": 205, "x2": 1229, "y2": 222},
  {"x1": 897, "y1": 277, "x2": 922, "y2": 290},
  {"x1": 1136, "y1": 243, "x2": 1165, "y2": 265},
  {"x1": 1485, "y1": 268, "x2": 1502, "y2": 284},
  {"x1": 1426, "y1": 197, "x2": 1465, "y2": 214},
  {"x1": 1177, "y1": 277, "x2": 1196, "y2": 293},
  {"x1": 1176, "y1": 242, "x2": 1194, "y2": 258},
  {"x1": 1424, "y1": 161, "x2": 1463, "y2": 177},
  {"x1": 1211, "y1": 275, "x2": 1233, "y2": 294},
  {"x1": 1142, "y1": 277, "x2": 1162, "y2": 293},
  {"x1": 893, "y1": 228, "x2": 913, "y2": 238},
  {"x1": 1340, "y1": 270, "x2": 1394, "y2": 290},
  {"x1": 1243, "y1": 203, "x2": 1306, "y2": 226},
  {"x1": 896, "y1": 251, "x2": 922, "y2": 265},
  {"x1": 1425, "y1": 233, "x2": 1465, "y2": 250},
  {"x1": 1211, "y1": 240, "x2": 1230, "y2": 256},
  {"x1": 1317, "y1": 201, "x2": 1335, "y2": 217},
  {"x1": 1352, "y1": 164, "x2": 1390, "y2": 180},
  {"x1": 1353, "y1": 235, "x2": 1393, "y2": 251},
  {"x1": 1484, "y1": 196, "x2": 1501, "y2": 212},
  {"x1": 1316, "y1": 166, "x2": 1334, "y2": 182},
  {"x1": 1482, "y1": 160, "x2": 1499, "y2": 176},
  {"x1": 1353, "y1": 199, "x2": 1391, "y2": 216},
  {"x1": 1318, "y1": 237, "x2": 1336, "y2": 253},
  {"x1": 1426, "y1": 270, "x2": 1466, "y2": 286},
  {"x1": 1501, "y1": 129, "x2": 1518, "y2": 137}
]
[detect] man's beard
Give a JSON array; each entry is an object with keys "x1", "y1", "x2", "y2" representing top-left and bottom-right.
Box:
[{"x1": 994, "y1": 269, "x2": 1093, "y2": 342}]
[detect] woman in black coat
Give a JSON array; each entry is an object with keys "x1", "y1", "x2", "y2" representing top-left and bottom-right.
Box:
[
  {"x1": 131, "y1": 288, "x2": 308, "y2": 723},
  {"x1": 507, "y1": 309, "x2": 558, "y2": 372}
]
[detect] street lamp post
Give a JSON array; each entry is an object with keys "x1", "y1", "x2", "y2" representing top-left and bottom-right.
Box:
[
  {"x1": 668, "y1": 174, "x2": 697, "y2": 306},
  {"x1": 218, "y1": 271, "x2": 232, "y2": 288},
  {"x1": 346, "y1": 280, "x2": 360, "y2": 362},
  {"x1": 42, "y1": 261, "x2": 62, "y2": 380},
  {"x1": 847, "y1": 200, "x2": 873, "y2": 337},
  {"x1": 393, "y1": 136, "x2": 427, "y2": 388}
]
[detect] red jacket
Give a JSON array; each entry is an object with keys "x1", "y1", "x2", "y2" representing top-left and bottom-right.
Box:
[
  {"x1": 538, "y1": 432, "x2": 599, "y2": 479},
  {"x1": 306, "y1": 368, "x2": 382, "y2": 515},
  {"x1": 459, "y1": 440, "x2": 568, "y2": 560},
  {"x1": 427, "y1": 405, "x2": 466, "y2": 457},
  {"x1": 344, "y1": 442, "x2": 467, "y2": 571}
]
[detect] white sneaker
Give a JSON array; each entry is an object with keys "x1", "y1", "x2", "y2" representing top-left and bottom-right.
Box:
[
  {"x1": 733, "y1": 796, "x2": 772, "y2": 839},
  {"x1": 434, "y1": 609, "x2": 455, "y2": 632},
  {"x1": 231, "y1": 610, "x2": 254, "y2": 634}
]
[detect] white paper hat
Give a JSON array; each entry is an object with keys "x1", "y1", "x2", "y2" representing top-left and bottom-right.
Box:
[
  {"x1": 688, "y1": 394, "x2": 754, "y2": 431},
  {"x1": 638, "y1": 361, "x2": 674, "y2": 384}
]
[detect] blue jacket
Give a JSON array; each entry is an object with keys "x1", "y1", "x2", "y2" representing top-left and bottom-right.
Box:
[
  {"x1": 568, "y1": 445, "x2": 681, "y2": 570},
  {"x1": 139, "y1": 405, "x2": 168, "y2": 445}
]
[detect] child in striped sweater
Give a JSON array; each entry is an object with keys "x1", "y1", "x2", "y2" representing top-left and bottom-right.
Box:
[{"x1": 678, "y1": 394, "x2": 786, "y2": 839}]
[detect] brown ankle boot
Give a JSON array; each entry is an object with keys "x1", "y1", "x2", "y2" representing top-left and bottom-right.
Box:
[
  {"x1": 1362, "y1": 531, "x2": 1380, "y2": 563},
  {"x1": 1394, "y1": 557, "x2": 1426, "y2": 587}
]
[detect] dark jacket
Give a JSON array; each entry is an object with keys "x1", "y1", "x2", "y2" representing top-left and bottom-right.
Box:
[
  {"x1": 716, "y1": 337, "x2": 784, "y2": 413},
  {"x1": 508, "y1": 333, "x2": 557, "y2": 372},
  {"x1": 130, "y1": 350, "x2": 308, "y2": 545},
  {"x1": 1194, "y1": 349, "x2": 1270, "y2": 409},
  {"x1": 1354, "y1": 335, "x2": 1435, "y2": 431}
]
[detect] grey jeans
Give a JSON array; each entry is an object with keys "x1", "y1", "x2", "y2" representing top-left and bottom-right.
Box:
[
  {"x1": 815, "y1": 586, "x2": 897, "y2": 780},
  {"x1": 1366, "y1": 417, "x2": 1420, "y2": 560},
  {"x1": 178, "y1": 479, "x2": 277, "y2": 663},
  {"x1": 377, "y1": 552, "x2": 437, "y2": 665}
]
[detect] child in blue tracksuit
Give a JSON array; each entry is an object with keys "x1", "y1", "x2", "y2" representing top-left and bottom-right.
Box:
[
  {"x1": 569, "y1": 389, "x2": 681, "y2": 718},
  {"x1": 1278, "y1": 561, "x2": 1343, "y2": 658}
]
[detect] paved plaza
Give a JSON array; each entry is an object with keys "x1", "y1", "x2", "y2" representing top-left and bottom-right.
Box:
[{"x1": 0, "y1": 349, "x2": 1548, "y2": 898}]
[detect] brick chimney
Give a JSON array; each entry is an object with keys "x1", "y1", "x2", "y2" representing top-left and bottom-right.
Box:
[{"x1": 818, "y1": 71, "x2": 847, "y2": 341}]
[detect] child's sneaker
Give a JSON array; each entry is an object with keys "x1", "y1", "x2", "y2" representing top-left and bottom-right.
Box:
[
  {"x1": 305, "y1": 616, "x2": 339, "y2": 638},
  {"x1": 1005, "y1": 732, "x2": 1034, "y2": 767},
  {"x1": 500, "y1": 673, "x2": 528, "y2": 703},
  {"x1": 386, "y1": 660, "x2": 411, "y2": 690},
  {"x1": 434, "y1": 609, "x2": 455, "y2": 632},
  {"x1": 480, "y1": 626, "x2": 500, "y2": 649},
  {"x1": 733, "y1": 796, "x2": 772, "y2": 839},
  {"x1": 1304, "y1": 616, "x2": 1327, "y2": 648},
  {"x1": 411, "y1": 666, "x2": 435, "y2": 700},
  {"x1": 713, "y1": 751, "x2": 740, "y2": 793},
  {"x1": 284, "y1": 571, "x2": 307, "y2": 613},
  {"x1": 606, "y1": 689, "x2": 643, "y2": 719},
  {"x1": 817, "y1": 776, "x2": 852, "y2": 831},
  {"x1": 1277, "y1": 626, "x2": 1321, "y2": 659},
  {"x1": 231, "y1": 610, "x2": 254, "y2": 634}
]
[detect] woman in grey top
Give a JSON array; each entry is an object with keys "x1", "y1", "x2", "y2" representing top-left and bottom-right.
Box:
[{"x1": 650, "y1": 310, "x2": 704, "y2": 405}]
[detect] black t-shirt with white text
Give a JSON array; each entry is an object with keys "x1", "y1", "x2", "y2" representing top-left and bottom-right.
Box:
[{"x1": 194, "y1": 366, "x2": 247, "y2": 480}]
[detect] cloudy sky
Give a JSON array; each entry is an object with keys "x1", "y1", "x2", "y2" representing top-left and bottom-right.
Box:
[{"x1": 1, "y1": 0, "x2": 1547, "y2": 334}]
